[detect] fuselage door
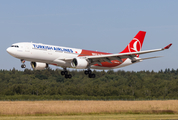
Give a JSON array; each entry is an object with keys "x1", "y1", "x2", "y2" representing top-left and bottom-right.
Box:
[{"x1": 25, "y1": 44, "x2": 31, "y2": 52}]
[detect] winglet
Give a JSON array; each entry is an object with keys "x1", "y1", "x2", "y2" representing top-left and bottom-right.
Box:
[{"x1": 164, "y1": 43, "x2": 172, "y2": 49}]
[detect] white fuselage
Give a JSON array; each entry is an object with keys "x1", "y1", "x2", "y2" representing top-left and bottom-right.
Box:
[{"x1": 6, "y1": 42, "x2": 134, "y2": 70}]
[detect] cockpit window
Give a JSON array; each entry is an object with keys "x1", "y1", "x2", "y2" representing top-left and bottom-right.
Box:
[{"x1": 11, "y1": 45, "x2": 19, "y2": 48}]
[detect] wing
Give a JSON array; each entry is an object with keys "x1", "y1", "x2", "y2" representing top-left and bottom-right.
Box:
[{"x1": 80, "y1": 43, "x2": 172, "y2": 65}]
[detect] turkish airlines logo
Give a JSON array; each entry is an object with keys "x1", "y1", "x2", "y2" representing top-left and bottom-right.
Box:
[{"x1": 128, "y1": 38, "x2": 141, "y2": 53}]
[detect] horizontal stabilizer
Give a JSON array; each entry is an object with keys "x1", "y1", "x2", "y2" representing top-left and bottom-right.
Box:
[{"x1": 136, "y1": 56, "x2": 163, "y2": 61}]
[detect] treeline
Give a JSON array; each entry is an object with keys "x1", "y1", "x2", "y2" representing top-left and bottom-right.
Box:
[{"x1": 0, "y1": 68, "x2": 178, "y2": 100}]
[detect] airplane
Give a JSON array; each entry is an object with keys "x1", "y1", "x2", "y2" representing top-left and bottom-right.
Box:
[{"x1": 6, "y1": 31, "x2": 172, "y2": 78}]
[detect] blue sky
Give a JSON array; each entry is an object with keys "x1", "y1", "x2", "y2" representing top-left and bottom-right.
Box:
[{"x1": 1, "y1": 0, "x2": 178, "y2": 71}]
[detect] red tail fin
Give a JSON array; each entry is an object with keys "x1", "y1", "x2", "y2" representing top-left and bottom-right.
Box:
[{"x1": 120, "y1": 31, "x2": 146, "y2": 57}]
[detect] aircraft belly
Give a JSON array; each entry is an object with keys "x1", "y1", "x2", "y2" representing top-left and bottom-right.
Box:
[{"x1": 90, "y1": 59, "x2": 135, "y2": 70}]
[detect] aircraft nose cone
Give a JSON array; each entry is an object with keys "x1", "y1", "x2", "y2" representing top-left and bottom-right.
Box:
[
  {"x1": 6, "y1": 47, "x2": 11, "y2": 53},
  {"x1": 6, "y1": 47, "x2": 14, "y2": 55}
]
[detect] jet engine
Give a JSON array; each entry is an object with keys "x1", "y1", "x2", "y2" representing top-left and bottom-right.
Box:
[
  {"x1": 31, "y1": 62, "x2": 48, "y2": 70},
  {"x1": 71, "y1": 58, "x2": 89, "y2": 69}
]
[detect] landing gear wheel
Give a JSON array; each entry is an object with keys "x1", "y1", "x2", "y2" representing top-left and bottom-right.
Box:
[
  {"x1": 84, "y1": 70, "x2": 92, "y2": 75},
  {"x1": 88, "y1": 74, "x2": 92, "y2": 78},
  {"x1": 21, "y1": 64, "x2": 26, "y2": 68},
  {"x1": 68, "y1": 74, "x2": 72, "y2": 79},
  {"x1": 65, "y1": 74, "x2": 69, "y2": 79},
  {"x1": 61, "y1": 71, "x2": 65, "y2": 75},
  {"x1": 65, "y1": 74, "x2": 72, "y2": 79},
  {"x1": 84, "y1": 70, "x2": 89, "y2": 75},
  {"x1": 61, "y1": 71, "x2": 69, "y2": 75},
  {"x1": 88, "y1": 73, "x2": 95, "y2": 78},
  {"x1": 92, "y1": 73, "x2": 95, "y2": 78},
  {"x1": 88, "y1": 70, "x2": 92, "y2": 74}
]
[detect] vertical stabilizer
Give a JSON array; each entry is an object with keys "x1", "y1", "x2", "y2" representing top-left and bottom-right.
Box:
[{"x1": 120, "y1": 31, "x2": 146, "y2": 57}]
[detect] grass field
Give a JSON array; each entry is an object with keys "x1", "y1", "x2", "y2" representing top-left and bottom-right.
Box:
[{"x1": 0, "y1": 100, "x2": 178, "y2": 116}]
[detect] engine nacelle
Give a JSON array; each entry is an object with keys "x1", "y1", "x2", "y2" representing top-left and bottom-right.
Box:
[
  {"x1": 71, "y1": 58, "x2": 89, "y2": 69},
  {"x1": 31, "y1": 62, "x2": 48, "y2": 70}
]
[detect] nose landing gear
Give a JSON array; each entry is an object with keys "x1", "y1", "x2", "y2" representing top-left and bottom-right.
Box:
[{"x1": 21, "y1": 59, "x2": 26, "y2": 68}]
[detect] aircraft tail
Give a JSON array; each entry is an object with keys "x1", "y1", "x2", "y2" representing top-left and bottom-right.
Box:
[{"x1": 120, "y1": 31, "x2": 146, "y2": 57}]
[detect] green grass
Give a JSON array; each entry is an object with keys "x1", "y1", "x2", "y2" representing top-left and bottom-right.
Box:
[{"x1": 0, "y1": 114, "x2": 178, "y2": 120}]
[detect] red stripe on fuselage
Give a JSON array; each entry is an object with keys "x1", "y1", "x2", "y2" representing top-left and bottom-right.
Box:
[
  {"x1": 78, "y1": 49, "x2": 110, "y2": 56},
  {"x1": 78, "y1": 49, "x2": 126, "y2": 67}
]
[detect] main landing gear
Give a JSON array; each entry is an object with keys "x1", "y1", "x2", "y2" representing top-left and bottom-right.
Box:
[
  {"x1": 61, "y1": 68, "x2": 72, "y2": 79},
  {"x1": 84, "y1": 69, "x2": 95, "y2": 78},
  {"x1": 21, "y1": 59, "x2": 26, "y2": 68}
]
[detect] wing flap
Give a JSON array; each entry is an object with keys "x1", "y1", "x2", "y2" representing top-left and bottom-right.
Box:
[{"x1": 135, "y1": 56, "x2": 163, "y2": 61}]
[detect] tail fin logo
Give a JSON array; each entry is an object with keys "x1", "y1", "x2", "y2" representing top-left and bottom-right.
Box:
[
  {"x1": 128, "y1": 38, "x2": 141, "y2": 53},
  {"x1": 120, "y1": 31, "x2": 145, "y2": 55}
]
